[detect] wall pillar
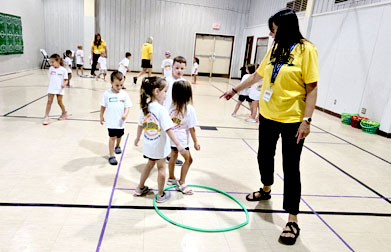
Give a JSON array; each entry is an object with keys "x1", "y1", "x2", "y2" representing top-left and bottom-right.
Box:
[{"x1": 83, "y1": 0, "x2": 95, "y2": 69}]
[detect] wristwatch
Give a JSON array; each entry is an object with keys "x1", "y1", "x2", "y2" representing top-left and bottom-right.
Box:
[{"x1": 303, "y1": 117, "x2": 312, "y2": 124}]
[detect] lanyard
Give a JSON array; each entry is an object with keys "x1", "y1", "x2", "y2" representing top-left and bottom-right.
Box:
[{"x1": 270, "y1": 43, "x2": 297, "y2": 85}]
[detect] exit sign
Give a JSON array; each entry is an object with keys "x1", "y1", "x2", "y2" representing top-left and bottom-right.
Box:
[{"x1": 212, "y1": 23, "x2": 221, "y2": 30}]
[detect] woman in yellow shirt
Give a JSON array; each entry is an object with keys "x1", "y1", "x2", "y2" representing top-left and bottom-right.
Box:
[
  {"x1": 221, "y1": 9, "x2": 318, "y2": 245},
  {"x1": 91, "y1": 33, "x2": 107, "y2": 76}
]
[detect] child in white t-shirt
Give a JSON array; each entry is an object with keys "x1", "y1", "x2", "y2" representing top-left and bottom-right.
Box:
[
  {"x1": 76, "y1": 45, "x2": 84, "y2": 76},
  {"x1": 247, "y1": 64, "x2": 262, "y2": 123},
  {"x1": 134, "y1": 77, "x2": 186, "y2": 203},
  {"x1": 42, "y1": 54, "x2": 69, "y2": 125},
  {"x1": 97, "y1": 52, "x2": 108, "y2": 81},
  {"x1": 161, "y1": 51, "x2": 173, "y2": 78},
  {"x1": 100, "y1": 71, "x2": 132, "y2": 165},
  {"x1": 167, "y1": 80, "x2": 200, "y2": 195},
  {"x1": 118, "y1": 52, "x2": 131, "y2": 89},
  {"x1": 64, "y1": 50, "x2": 73, "y2": 87},
  {"x1": 231, "y1": 64, "x2": 254, "y2": 117},
  {"x1": 191, "y1": 57, "x2": 199, "y2": 84}
]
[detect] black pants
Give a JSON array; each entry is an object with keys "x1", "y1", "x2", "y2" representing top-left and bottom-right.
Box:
[
  {"x1": 91, "y1": 53, "x2": 100, "y2": 75},
  {"x1": 257, "y1": 114, "x2": 304, "y2": 215}
]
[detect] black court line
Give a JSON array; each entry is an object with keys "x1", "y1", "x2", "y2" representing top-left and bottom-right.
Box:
[
  {"x1": 304, "y1": 145, "x2": 391, "y2": 204},
  {"x1": 0, "y1": 73, "x2": 32, "y2": 83},
  {"x1": 0, "y1": 202, "x2": 390, "y2": 217},
  {"x1": 311, "y1": 124, "x2": 391, "y2": 165},
  {"x1": 3, "y1": 94, "x2": 48, "y2": 116}
]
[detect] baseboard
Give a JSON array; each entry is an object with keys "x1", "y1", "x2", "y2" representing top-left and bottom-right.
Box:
[{"x1": 315, "y1": 106, "x2": 391, "y2": 138}]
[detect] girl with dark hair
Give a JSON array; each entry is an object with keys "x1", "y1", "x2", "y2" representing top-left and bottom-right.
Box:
[
  {"x1": 134, "y1": 77, "x2": 186, "y2": 203},
  {"x1": 220, "y1": 8, "x2": 319, "y2": 245},
  {"x1": 167, "y1": 80, "x2": 200, "y2": 195},
  {"x1": 91, "y1": 33, "x2": 107, "y2": 76}
]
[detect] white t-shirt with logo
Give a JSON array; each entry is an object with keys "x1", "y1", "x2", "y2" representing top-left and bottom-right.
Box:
[
  {"x1": 139, "y1": 102, "x2": 175, "y2": 159},
  {"x1": 239, "y1": 74, "x2": 251, "y2": 96},
  {"x1": 64, "y1": 57, "x2": 73, "y2": 73},
  {"x1": 47, "y1": 66, "x2": 68, "y2": 95},
  {"x1": 163, "y1": 75, "x2": 186, "y2": 110},
  {"x1": 118, "y1": 58, "x2": 130, "y2": 75},
  {"x1": 98, "y1": 56, "x2": 107, "y2": 70},
  {"x1": 169, "y1": 104, "x2": 198, "y2": 148},
  {"x1": 191, "y1": 62, "x2": 199, "y2": 75},
  {"x1": 161, "y1": 58, "x2": 173, "y2": 78},
  {"x1": 249, "y1": 79, "x2": 263, "y2": 101},
  {"x1": 100, "y1": 89, "x2": 132, "y2": 129},
  {"x1": 76, "y1": 49, "x2": 84, "y2": 65}
]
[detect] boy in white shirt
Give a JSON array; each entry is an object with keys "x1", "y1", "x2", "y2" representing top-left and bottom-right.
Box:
[
  {"x1": 118, "y1": 52, "x2": 132, "y2": 89},
  {"x1": 163, "y1": 56, "x2": 187, "y2": 166},
  {"x1": 161, "y1": 51, "x2": 173, "y2": 78},
  {"x1": 100, "y1": 71, "x2": 132, "y2": 165},
  {"x1": 76, "y1": 45, "x2": 84, "y2": 76},
  {"x1": 96, "y1": 52, "x2": 108, "y2": 81},
  {"x1": 64, "y1": 50, "x2": 73, "y2": 87}
]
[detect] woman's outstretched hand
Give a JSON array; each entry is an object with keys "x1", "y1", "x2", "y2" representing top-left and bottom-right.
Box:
[{"x1": 219, "y1": 89, "x2": 236, "y2": 100}]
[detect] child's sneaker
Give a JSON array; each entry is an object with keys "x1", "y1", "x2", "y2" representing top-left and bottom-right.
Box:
[
  {"x1": 42, "y1": 117, "x2": 49, "y2": 125},
  {"x1": 115, "y1": 146, "x2": 122, "y2": 154},
  {"x1": 167, "y1": 178, "x2": 179, "y2": 186},
  {"x1": 134, "y1": 186, "x2": 150, "y2": 196},
  {"x1": 156, "y1": 191, "x2": 171, "y2": 203},
  {"x1": 246, "y1": 118, "x2": 257, "y2": 123},
  {"x1": 58, "y1": 113, "x2": 69, "y2": 120},
  {"x1": 108, "y1": 156, "x2": 118, "y2": 165},
  {"x1": 133, "y1": 77, "x2": 137, "y2": 85},
  {"x1": 231, "y1": 113, "x2": 237, "y2": 117}
]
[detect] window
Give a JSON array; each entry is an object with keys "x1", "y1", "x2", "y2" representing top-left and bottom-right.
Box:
[{"x1": 286, "y1": 0, "x2": 307, "y2": 12}]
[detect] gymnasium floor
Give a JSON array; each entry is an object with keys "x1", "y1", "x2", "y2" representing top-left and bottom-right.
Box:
[{"x1": 0, "y1": 69, "x2": 390, "y2": 252}]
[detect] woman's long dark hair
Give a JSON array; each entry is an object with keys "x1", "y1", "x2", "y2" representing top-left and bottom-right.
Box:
[
  {"x1": 268, "y1": 8, "x2": 305, "y2": 63},
  {"x1": 94, "y1": 33, "x2": 102, "y2": 46}
]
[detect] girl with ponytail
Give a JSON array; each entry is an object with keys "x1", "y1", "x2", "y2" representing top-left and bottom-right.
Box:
[{"x1": 134, "y1": 77, "x2": 186, "y2": 203}]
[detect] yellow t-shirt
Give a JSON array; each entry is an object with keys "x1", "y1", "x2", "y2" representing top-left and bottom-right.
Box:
[
  {"x1": 141, "y1": 43, "x2": 153, "y2": 60},
  {"x1": 256, "y1": 41, "x2": 319, "y2": 123},
  {"x1": 92, "y1": 40, "x2": 106, "y2": 54}
]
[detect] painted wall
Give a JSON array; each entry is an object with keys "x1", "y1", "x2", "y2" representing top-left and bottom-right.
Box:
[
  {"x1": 95, "y1": 0, "x2": 250, "y2": 77},
  {"x1": 310, "y1": 2, "x2": 391, "y2": 133},
  {"x1": 0, "y1": 0, "x2": 45, "y2": 75},
  {"x1": 43, "y1": 0, "x2": 84, "y2": 57},
  {"x1": 312, "y1": 0, "x2": 388, "y2": 14}
]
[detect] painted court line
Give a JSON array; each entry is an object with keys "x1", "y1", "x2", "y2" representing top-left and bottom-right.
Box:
[
  {"x1": 242, "y1": 138, "x2": 355, "y2": 252},
  {"x1": 3, "y1": 94, "x2": 48, "y2": 116},
  {"x1": 115, "y1": 188, "x2": 390, "y2": 200},
  {"x1": 96, "y1": 133, "x2": 129, "y2": 252}
]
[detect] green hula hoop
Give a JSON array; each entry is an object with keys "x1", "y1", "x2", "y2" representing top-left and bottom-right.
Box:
[{"x1": 153, "y1": 184, "x2": 249, "y2": 232}]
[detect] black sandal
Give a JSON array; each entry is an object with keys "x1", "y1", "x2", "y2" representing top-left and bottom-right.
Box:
[
  {"x1": 279, "y1": 222, "x2": 300, "y2": 245},
  {"x1": 245, "y1": 189, "x2": 271, "y2": 201}
]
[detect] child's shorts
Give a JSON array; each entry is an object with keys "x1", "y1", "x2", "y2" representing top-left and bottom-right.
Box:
[
  {"x1": 99, "y1": 69, "x2": 107, "y2": 74},
  {"x1": 143, "y1": 155, "x2": 161, "y2": 161},
  {"x1": 77, "y1": 64, "x2": 83, "y2": 68},
  {"x1": 108, "y1": 128, "x2": 124, "y2": 138},
  {"x1": 238, "y1": 95, "x2": 253, "y2": 102},
  {"x1": 171, "y1": 146, "x2": 190, "y2": 151}
]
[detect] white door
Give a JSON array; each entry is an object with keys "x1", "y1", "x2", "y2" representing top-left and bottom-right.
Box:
[{"x1": 194, "y1": 34, "x2": 234, "y2": 77}]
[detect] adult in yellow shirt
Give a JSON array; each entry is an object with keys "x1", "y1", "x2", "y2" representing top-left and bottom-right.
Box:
[
  {"x1": 90, "y1": 33, "x2": 107, "y2": 76},
  {"x1": 134, "y1": 36, "x2": 153, "y2": 84},
  {"x1": 221, "y1": 9, "x2": 318, "y2": 245}
]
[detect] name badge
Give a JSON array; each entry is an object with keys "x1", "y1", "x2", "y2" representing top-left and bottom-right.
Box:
[{"x1": 263, "y1": 89, "x2": 273, "y2": 102}]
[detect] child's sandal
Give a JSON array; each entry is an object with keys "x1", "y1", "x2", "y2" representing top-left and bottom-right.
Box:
[{"x1": 177, "y1": 184, "x2": 193, "y2": 195}]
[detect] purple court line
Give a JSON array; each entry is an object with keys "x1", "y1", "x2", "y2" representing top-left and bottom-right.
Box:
[
  {"x1": 242, "y1": 138, "x2": 355, "y2": 252},
  {"x1": 115, "y1": 188, "x2": 390, "y2": 200},
  {"x1": 96, "y1": 133, "x2": 129, "y2": 252}
]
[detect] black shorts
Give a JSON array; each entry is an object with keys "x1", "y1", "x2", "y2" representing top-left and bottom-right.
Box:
[
  {"x1": 76, "y1": 64, "x2": 83, "y2": 68},
  {"x1": 108, "y1": 128, "x2": 124, "y2": 138},
  {"x1": 171, "y1": 146, "x2": 190, "y2": 151},
  {"x1": 141, "y1": 59, "x2": 152, "y2": 69},
  {"x1": 143, "y1": 155, "x2": 161, "y2": 161},
  {"x1": 238, "y1": 95, "x2": 253, "y2": 102}
]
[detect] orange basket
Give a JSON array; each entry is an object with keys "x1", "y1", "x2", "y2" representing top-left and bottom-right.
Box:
[{"x1": 351, "y1": 116, "x2": 368, "y2": 129}]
